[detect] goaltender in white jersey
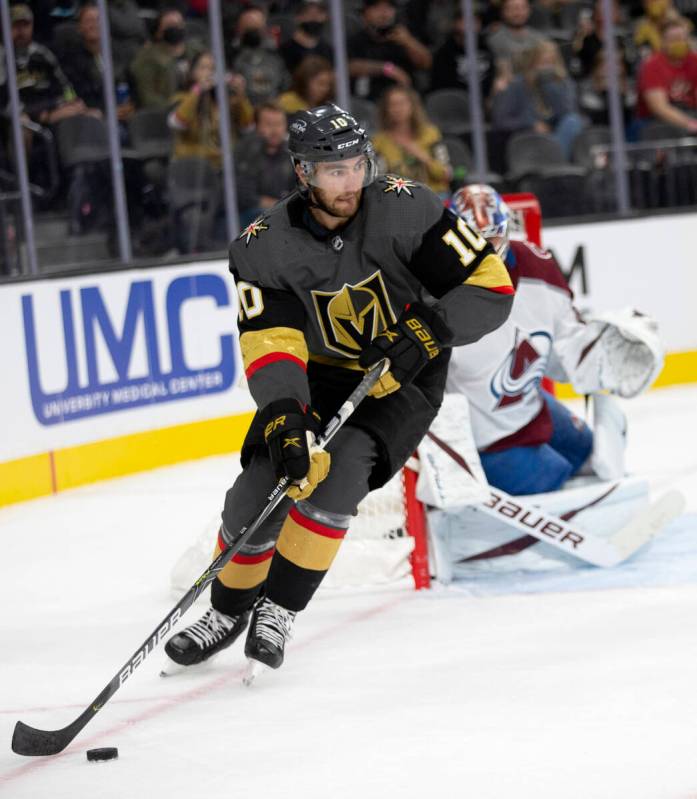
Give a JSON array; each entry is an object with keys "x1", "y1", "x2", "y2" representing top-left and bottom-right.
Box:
[{"x1": 444, "y1": 185, "x2": 663, "y2": 496}]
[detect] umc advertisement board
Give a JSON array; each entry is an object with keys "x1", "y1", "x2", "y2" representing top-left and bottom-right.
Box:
[{"x1": 1, "y1": 261, "x2": 254, "y2": 472}]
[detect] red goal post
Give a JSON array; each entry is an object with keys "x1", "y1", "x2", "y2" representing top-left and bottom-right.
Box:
[{"x1": 502, "y1": 192, "x2": 542, "y2": 247}]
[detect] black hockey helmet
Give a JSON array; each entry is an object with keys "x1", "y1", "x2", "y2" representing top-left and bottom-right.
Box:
[{"x1": 288, "y1": 104, "x2": 378, "y2": 188}]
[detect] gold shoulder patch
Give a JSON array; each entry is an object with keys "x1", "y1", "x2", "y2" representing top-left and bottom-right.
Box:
[
  {"x1": 239, "y1": 217, "x2": 269, "y2": 246},
  {"x1": 381, "y1": 175, "x2": 418, "y2": 197}
]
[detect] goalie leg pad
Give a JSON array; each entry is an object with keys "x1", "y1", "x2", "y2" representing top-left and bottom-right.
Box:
[
  {"x1": 591, "y1": 393, "x2": 627, "y2": 480},
  {"x1": 545, "y1": 392, "x2": 593, "y2": 474},
  {"x1": 479, "y1": 444, "x2": 574, "y2": 496}
]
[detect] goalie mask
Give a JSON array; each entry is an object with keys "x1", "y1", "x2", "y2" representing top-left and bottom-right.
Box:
[
  {"x1": 287, "y1": 104, "x2": 378, "y2": 192},
  {"x1": 451, "y1": 184, "x2": 511, "y2": 259}
]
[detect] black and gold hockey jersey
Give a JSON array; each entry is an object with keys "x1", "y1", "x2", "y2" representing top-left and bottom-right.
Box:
[{"x1": 230, "y1": 175, "x2": 513, "y2": 487}]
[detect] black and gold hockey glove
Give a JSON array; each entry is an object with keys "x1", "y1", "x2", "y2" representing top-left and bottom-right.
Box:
[
  {"x1": 261, "y1": 399, "x2": 330, "y2": 500},
  {"x1": 358, "y1": 302, "x2": 453, "y2": 399}
]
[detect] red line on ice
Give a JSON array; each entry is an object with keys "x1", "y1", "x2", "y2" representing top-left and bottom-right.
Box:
[{"x1": 0, "y1": 592, "x2": 409, "y2": 786}]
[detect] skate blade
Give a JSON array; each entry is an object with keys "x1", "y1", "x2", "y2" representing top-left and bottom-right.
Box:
[
  {"x1": 160, "y1": 655, "x2": 189, "y2": 677},
  {"x1": 159, "y1": 651, "x2": 219, "y2": 677},
  {"x1": 242, "y1": 659, "x2": 269, "y2": 687}
]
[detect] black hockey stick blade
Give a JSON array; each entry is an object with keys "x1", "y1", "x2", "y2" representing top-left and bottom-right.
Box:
[
  {"x1": 11, "y1": 360, "x2": 387, "y2": 757},
  {"x1": 12, "y1": 720, "x2": 81, "y2": 757}
]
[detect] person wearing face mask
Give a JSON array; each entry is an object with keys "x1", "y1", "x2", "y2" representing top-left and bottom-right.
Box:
[
  {"x1": 491, "y1": 39, "x2": 585, "y2": 158},
  {"x1": 130, "y1": 8, "x2": 203, "y2": 110},
  {"x1": 230, "y1": 5, "x2": 289, "y2": 106},
  {"x1": 348, "y1": 0, "x2": 431, "y2": 101},
  {"x1": 280, "y1": 0, "x2": 333, "y2": 75},
  {"x1": 634, "y1": 0, "x2": 692, "y2": 57},
  {"x1": 636, "y1": 20, "x2": 697, "y2": 132}
]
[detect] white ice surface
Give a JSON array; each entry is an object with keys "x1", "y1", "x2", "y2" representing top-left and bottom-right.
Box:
[{"x1": 1, "y1": 386, "x2": 697, "y2": 799}]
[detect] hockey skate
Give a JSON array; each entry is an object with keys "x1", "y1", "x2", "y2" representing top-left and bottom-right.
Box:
[
  {"x1": 242, "y1": 597, "x2": 296, "y2": 686},
  {"x1": 161, "y1": 606, "x2": 250, "y2": 676}
]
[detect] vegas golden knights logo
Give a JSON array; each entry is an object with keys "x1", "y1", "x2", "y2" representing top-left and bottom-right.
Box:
[{"x1": 311, "y1": 271, "x2": 396, "y2": 358}]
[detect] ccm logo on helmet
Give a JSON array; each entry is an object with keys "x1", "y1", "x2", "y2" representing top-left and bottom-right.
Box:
[{"x1": 337, "y1": 138, "x2": 360, "y2": 150}]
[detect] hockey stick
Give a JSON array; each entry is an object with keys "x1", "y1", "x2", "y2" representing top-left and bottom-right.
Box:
[
  {"x1": 11, "y1": 359, "x2": 388, "y2": 757},
  {"x1": 426, "y1": 431, "x2": 685, "y2": 568}
]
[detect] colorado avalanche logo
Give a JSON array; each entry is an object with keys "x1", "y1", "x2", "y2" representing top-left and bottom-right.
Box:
[
  {"x1": 490, "y1": 328, "x2": 552, "y2": 408},
  {"x1": 239, "y1": 217, "x2": 269, "y2": 246},
  {"x1": 382, "y1": 175, "x2": 417, "y2": 197}
]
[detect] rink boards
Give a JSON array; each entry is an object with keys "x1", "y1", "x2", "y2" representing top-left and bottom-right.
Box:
[{"x1": 1, "y1": 210, "x2": 696, "y2": 507}]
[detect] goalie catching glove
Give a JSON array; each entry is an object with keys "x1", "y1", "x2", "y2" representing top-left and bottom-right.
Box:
[
  {"x1": 261, "y1": 399, "x2": 330, "y2": 500},
  {"x1": 358, "y1": 302, "x2": 454, "y2": 398},
  {"x1": 564, "y1": 308, "x2": 664, "y2": 399}
]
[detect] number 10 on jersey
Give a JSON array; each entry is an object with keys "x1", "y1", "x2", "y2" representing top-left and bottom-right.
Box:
[{"x1": 442, "y1": 217, "x2": 487, "y2": 268}]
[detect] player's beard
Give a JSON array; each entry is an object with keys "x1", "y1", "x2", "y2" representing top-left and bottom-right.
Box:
[{"x1": 310, "y1": 186, "x2": 363, "y2": 219}]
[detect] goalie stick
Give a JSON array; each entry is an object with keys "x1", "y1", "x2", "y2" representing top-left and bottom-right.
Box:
[
  {"x1": 11, "y1": 359, "x2": 388, "y2": 758},
  {"x1": 426, "y1": 431, "x2": 685, "y2": 568}
]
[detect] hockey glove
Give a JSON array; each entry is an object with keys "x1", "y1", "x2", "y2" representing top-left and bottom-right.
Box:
[
  {"x1": 358, "y1": 302, "x2": 453, "y2": 399},
  {"x1": 261, "y1": 399, "x2": 331, "y2": 500}
]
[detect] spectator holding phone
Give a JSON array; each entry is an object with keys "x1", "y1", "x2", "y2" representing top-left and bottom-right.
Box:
[
  {"x1": 168, "y1": 50, "x2": 254, "y2": 168},
  {"x1": 348, "y1": 0, "x2": 431, "y2": 101}
]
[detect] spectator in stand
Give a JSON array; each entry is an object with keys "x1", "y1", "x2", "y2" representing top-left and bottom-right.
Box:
[
  {"x1": 235, "y1": 101, "x2": 296, "y2": 227},
  {"x1": 486, "y1": 0, "x2": 550, "y2": 73},
  {"x1": 636, "y1": 20, "x2": 697, "y2": 133},
  {"x1": 430, "y1": 9, "x2": 494, "y2": 97},
  {"x1": 29, "y1": 0, "x2": 76, "y2": 48},
  {"x1": 58, "y1": 3, "x2": 135, "y2": 123},
  {"x1": 108, "y1": 0, "x2": 148, "y2": 83},
  {"x1": 372, "y1": 85, "x2": 451, "y2": 195},
  {"x1": 279, "y1": 0, "x2": 333, "y2": 75},
  {"x1": 277, "y1": 55, "x2": 335, "y2": 114},
  {"x1": 0, "y1": 2, "x2": 88, "y2": 207},
  {"x1": 572, "y1": 0, "x2": 633, "y2": 78},
  {"x1": 131, "y1": 8, "x2": 201, "y2": 111},
  {"x1": 403, "y1": 0, "x2": 459, "y2": 48},
  {"x1": 579, "y1": 50, "x2": 637, "y2": 128},
  {"x1": 168, "y1": 50, "x2": 254, "y2": 168},
  {"x1": 348, "y1": 0, "x2": 432, "y2": 102},
  {"x1": 634, "y1": 0, "x2": 693, "y2": 57},
  {"x1": 0, "y1": 4, "x2": 86, "y2": 126},
  {"x1": 229, "y1": 5, "x2": 289, "y2": 106},
  {"x1": 491, "y1": 39, "x2": 585, "y2": 158}
]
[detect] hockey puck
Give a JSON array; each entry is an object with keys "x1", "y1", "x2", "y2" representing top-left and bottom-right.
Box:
[{"x1": 86, "y1": 747, "x2": 118, "y2": 762}]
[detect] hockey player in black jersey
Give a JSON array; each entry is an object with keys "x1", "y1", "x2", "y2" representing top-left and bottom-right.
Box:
[{"x1": 164, "y1": 104, "x2": 514, "y2": 680}]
